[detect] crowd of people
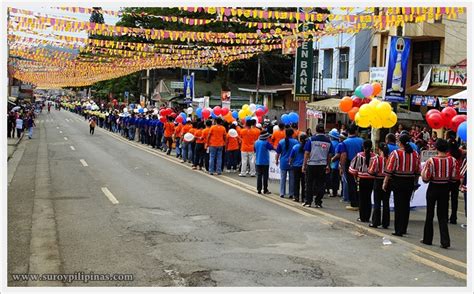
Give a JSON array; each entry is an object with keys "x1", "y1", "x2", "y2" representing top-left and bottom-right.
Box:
[
  {"x1": 7, "y1": 106, "x2": 37, "y2": 140},
  {"x1": 69, "y1": 103, "x2": 467, "y2": 249}
]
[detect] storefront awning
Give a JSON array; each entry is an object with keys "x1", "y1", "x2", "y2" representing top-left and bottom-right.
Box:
[
  {"x1": 447, "y1": 90, "x2": 467, "y2": 99},
  {"x1": 306, "y1": 98, "x2": 343, "y2": 113},
  {"x1": 406, "y1": 82, "x2": 466, "y2": 97}
]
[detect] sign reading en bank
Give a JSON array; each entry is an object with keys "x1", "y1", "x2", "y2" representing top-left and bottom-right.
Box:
[
  {"x1": 294, "y1": 23, "x2": 313, "y2": 102},
  {"x1": 383, "y1": 36, "x2": 411, "y2": 103}
]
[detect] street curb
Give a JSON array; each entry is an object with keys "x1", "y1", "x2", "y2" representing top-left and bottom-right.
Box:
[{"x1": 7, "y1": 133, "x2": 24, "y2": 147}]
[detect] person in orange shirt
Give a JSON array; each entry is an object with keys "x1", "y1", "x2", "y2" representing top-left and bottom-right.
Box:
[
  {"x1": 239, "y1": 120, "x2": 260, "y2": 177},
  {"x1": 174, "y1": 122, "x2": 183, "y2": 158},
  {"x1": 202, "y1": 120, "x2": 212, "y2": 172},
  {"x1": 271, "y1": 122, "x2": 286, "y2": 149},
  {"x1": 207, "y1": 118, "x2": 227, "y2": 175},
  {"x1": 192, "y1": 122, "x2": 206, "y2": 170},
  {"x1": 291, "y1": 123, "x2": 301, "y2": 139},
  {"x1": 225, "y1": 124, "x2": 241, "y2": 172},
  {"x1": 181, "y1": 119, "x2": 194, "y2": 163},
  {"x1": 163, "y1": 116, "x2": 175, "y2": 155}
]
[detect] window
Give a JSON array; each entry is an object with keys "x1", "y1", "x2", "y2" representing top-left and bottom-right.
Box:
[
  {"x1": 323, "y1": 49, "x2": 333, "y2": 78},
  {"x1": 411, "y1": 40, "x2": 441, "y2": 85},
  {"x1": 338, "y1": 47, "x2": 349, "y2": 79}
]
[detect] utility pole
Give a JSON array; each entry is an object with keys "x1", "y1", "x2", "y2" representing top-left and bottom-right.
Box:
[{"x1": 255, "y1": 54, "x2": 261, "y2": 104}]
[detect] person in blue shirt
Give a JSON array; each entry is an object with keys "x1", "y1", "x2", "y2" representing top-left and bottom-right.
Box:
[
  {"x1": 289, "y1": 133, "x2": 307, "y2": 203},
  {"x1": 149, "y1": 116, "x2": 157, "y2": 148},
  {"x1": 128, "y1": 115, "x2": 136, "y2": 141},
  {"x1": 276, "y1": 128, "x2": 299, "y2": 198},
  {"x1": 303, "y1": 124, "x2": 333, "y2": 208},
  {"x1": 145, "y1": 115, "x2": 153, "y2": 146},
  {"x1": 328, "y1": 129, "x2": 341, "y2": 197},
  {"x1": 400, "y1": 130, "x2": 420, "y2": 153},
  {"x1": 385, "y1": 133, "x2": 399, "y2": 154},
  {"x1": 122, "y1": 116, "x2": 129, "y2": 138},
  {"x1": 339, "y1": 123, "x2": 363, "y2": 210},
  {"x1": 155, "y1": 118, "x2": 164, "y2": 150},
  {"x1": 254, "y1": 130, "x2": 274, "y2": 194},
  {"x1": 138, "y1": 115, "x2": 146, "y2": 144}
]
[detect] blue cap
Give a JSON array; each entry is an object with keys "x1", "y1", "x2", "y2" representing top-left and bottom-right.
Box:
[{"x1": 329, "y1": 129, "x2": 340, "y2": 139}]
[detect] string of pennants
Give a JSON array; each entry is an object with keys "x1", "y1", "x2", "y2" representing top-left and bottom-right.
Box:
[{"x1": 7, "y1": 6, "x2": 465, "y2": 88}]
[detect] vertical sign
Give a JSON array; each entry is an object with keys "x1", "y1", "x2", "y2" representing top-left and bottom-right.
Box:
[
  {"x1": 383, "y1": 36, "x2": 411, "y2": 102},
  {"x1": 294, "y1": 22, "x2": 314, "y2": 102},
  {"x1": 183, "y1": 72, "x2": 194, "y2": 104}
]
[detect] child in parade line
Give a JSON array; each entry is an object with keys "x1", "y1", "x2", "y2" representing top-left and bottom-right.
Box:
[{"x1": 254, "y1": 130, "x2": 274, "y2": 194}]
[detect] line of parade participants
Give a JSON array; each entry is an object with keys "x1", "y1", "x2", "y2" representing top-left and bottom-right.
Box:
[{"x1": 74, "y1": 104, "x2": 466, "y2": 249}]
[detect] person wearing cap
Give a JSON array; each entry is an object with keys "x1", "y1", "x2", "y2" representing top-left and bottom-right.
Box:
[
  {"x1": 420, "y1": 138, "x2": 458, "y2": 248},
  {"x1": 289, "y1": 133, "x2": 307, "y2": 202},
  {"x1": 328, "y1": 129, "x2": 341, "y2": 197},
  {"x1": 254, "y1": 130, "x2": 274, "y2": 194},
  {"x1": 181, "y1": 119, "x2": 194, "y2": 164},
  {"x1": 303, "y1": 124, "x2": 334, "y2": 208}
]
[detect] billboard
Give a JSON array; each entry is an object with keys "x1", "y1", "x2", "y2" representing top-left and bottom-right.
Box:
[{"x1": 383, "y1": 36, "x2": 411, "y2": 103}]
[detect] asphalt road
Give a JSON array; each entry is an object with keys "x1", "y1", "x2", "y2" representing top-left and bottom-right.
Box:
[{"x1": 7, "y1": 109, "x2": 468, "y2": 287}]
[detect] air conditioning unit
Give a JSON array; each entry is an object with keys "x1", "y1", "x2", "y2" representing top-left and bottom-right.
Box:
[{"x1": 340, "y1": 54, "x2": 348, "y2": 62}]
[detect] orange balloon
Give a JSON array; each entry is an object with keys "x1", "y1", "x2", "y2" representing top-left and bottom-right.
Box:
[
  {"x1": 348, "y1": 107, "x2": 359, "y2": 121},
  {"x1": 372, "y1": 82, "x2": 382, "y2": 96},
  {"x1": 339, "y1": 96, "x2": 353, "y2": 113},
  {"x1": 224, "y1": 112, "x2": 234, "y2": 123}
]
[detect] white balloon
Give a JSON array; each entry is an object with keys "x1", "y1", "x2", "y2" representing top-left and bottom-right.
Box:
[
  {"x1": 228, "y1": 129, "x2": 238, "y2": 138},
  {"x1": 153, "y1": 109, "x2": 159, "y2": 115},
  {"x1": 187, "y1": 107, "x2": 194, "y2": 115},
  {"x1": 123, "y1": 108, "x2": 128, "y2": 113},
  {"x1": 183, "y1": 132, "x2": 195, "y2": 142},
  {"x1": 137, "y1": 105, "x2": 142, "y2": 109},
  {"x1": 143, "y1": 108, "x2": 148, "y2": 113},
  {"x1": 273, "y1": 125, "x2": 280, "y2": 132},
  {"x1": 249, "y1": 103, "x2": 257, "y2": 113},
  {"x1": 134, "y1": 109, "x2": 139, "y2": 113}
]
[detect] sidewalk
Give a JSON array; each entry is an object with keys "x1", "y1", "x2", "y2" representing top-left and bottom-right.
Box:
[{"x1": 7, "y1": 134, "x2": 24, "y2": 161}]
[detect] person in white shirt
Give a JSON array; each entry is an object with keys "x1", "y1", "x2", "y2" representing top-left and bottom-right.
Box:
[{"x1": 15, "y1": 116, "x2": 24, "y2": 138}]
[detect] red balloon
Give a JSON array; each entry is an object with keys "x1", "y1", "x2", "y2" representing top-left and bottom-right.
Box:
[
  {"x1": 426, "y1": 109, "x2": 441, "y2": 119},
  {"x1": 263, "y1": 106, "x2": 269, "y2": 114},
  {"x1": 159, "y1": 116, "x2": 166, "y2": 123},
  {"x1": 450, "y1": 115, "x2": 467, "y2": 132},
  {"x1": 362, "y1": 98, "x2": 371, "y2": 105},
  {"x1": 426, "y1": 113, "x2": 444, "y2": 129},
  {"x1": 257, "y1": 116, "x2": 263, "y2": 123},
  {"x1": 176, "y1": 116, "x2": 183, "y2": 123},
  {"x1": 441, "y1": 107, "x2": 457, "y2": 127},
  {"x1": 170, "y1": 112, "x2": 177, "y2": 118},
  {"x1": 221, "y1": 107, "x2": 230, "y2": 116},
  {"x1": 202, "y1": 108, "x2": 211, "y2": 119},
  {"x1": 213, "y1": 106, "x2": 222, "y2": 116},
  {"x1": 255, "y1": 108, "x2": 264, "y2": 117},
  {"x1": 352, "y1": 97, "x2": 363, "y2": 108}
]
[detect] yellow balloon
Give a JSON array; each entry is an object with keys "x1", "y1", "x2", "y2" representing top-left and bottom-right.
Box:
[
  {"x1": 376, "y1": 102, "x2": 392, "y2": 118},
  {"x1": 370, "y1": 114, "x2": 383, "y2": 129},
  {"x1": 355, "y1": 112, "x2": 371, "y2": 128},
  {"x1": 369, "y1": 98, "x2": 381, "y2": 108},
  {"x1": 242, "y1": 104, "x2": 249, "y2": 111},
  {"x1": 358, "y1": 104, "x2": 373, "y2": 118},
  {"x1": 238, "y1": 109, "x2": 246, "y2": 119},
  {"x1": 382, "y1": 111, "x2": 398, "y2": 128}
]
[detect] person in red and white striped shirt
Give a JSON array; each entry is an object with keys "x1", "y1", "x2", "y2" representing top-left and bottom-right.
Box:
[
  {"x1": 349, "y1": 140, "x2": 377, "y2": 223},
  {"x1": 383, "y1": 134, "x2": 421, "y2": 237},
  {"x1": 420, "y1": 138, "x2": 458, "y2": 249},
  {"x1": 368, "y1": 142, "x2": 391, "y2": 229}
]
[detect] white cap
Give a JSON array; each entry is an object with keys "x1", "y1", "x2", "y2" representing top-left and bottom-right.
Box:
[
  {"x1": 232, "y1": 121, "x2": 238, "y2": 125},
  {"x1": 256, "y1": 123, "x2": 262, "y2": 128},
  {"x1": 186, "y1": 118, "x2": 191, "y2": 122}
]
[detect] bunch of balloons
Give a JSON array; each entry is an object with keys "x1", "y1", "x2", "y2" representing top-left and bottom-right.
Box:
[
  {"x1": 339, "y1": 82, "x2": 396, "y2": 129},
  {"x1": 425, "y1": 107, "x2": 466, "y2": 132},
  {"x1": 237, "y1": 103, "x2": 268, "y2": 123},
  {"x1": 280, "y1": 112, "x2": 299, "y2": 125}
]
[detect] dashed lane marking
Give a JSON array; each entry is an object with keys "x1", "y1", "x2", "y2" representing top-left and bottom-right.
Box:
[
  {"x1": 79, "y1": 159, "x2": 88, "y2": 167},
  {"x1": 70, "y1": 146, "x2": 75, "y2": 151},
  {"x1": 64, "y1": 137, "x2": 68, "y2": 141},
  {"x1": 101, "y1": 187, "x2": 119, "y2": 204}
]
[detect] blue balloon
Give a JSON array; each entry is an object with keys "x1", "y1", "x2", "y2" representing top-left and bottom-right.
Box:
[
  {"x1": 288, "y1": 112, "x2": 299, "y2": 123},
  {"x1": 180, "y1": 112, "x2": 186, "y2": 122},
  {"x1": 196, "y1": 107, "x2": 203, "y2": 118},
  {"x1": 281, "y1": 114, "x2": 290, "y2": 124},
  {"x1": 129, "y1": 104, "x2": 135, "y2": 109},
  {"x1": 457, "y1": 121, "x2": 467, "y2": 142},
  {"x1": 232, "y1": 110, "x2": 239, "y2": 119},
  {"x1": 211, "y1": 110, "x2": 217, "y2": 119},
  {"x1": 245, "y1": 115, "x2": 252, "y2": 121},
  {"x1": 138, "y1": 108, "x2": 144, "y2": 114}
]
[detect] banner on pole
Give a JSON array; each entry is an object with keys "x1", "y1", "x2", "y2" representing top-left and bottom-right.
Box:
[
  {"x1": 183, "y1": 73, "x2": 194, "y2": 104},
  {"x1": 383, "y1": 36, "x2": 411, "y2": 103},
  {"x1": 294, "y1": 23, "x2": 314, "y2": 102}
]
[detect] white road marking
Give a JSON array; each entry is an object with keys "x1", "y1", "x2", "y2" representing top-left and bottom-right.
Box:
[
  {"x1": 79, "y1": 159, "x2": 88, "y2": 167},
  {"x1": 64, "y1": 137, "x2": 68, "y2": 141},
  {"x1": 59, "y1": 131, "x2": 63, "y2": 134},
  {"x1": 101, "y1": 187, "x2": 119, "y2": 204},
  {"x1": 56, "y1": 126, "x2": 59, "y2": 129},
  {"x1": 70, "y1": 146, "x2": 75, "y2": 151},
  {"x1": 65, "y1": 118, "x2": 69, "y2": 122}
]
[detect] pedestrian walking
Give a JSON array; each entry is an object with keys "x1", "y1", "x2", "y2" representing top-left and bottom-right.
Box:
[
  {"x1": 163, "y1": 116, "x2": 175, "y2": 155},
  {"x1": 174, "y1": 122, "x2": 183, "y2": 159},
  {"x1": 420, "y1": 139, "x2": 458, "y2": 249},
  {"x1": 254, "y1": 130, "x2": 274, "y2": 194},
  {"x1": 339, "y1": 124, "x2": 364, "y2": 211},
  {"x1": 289, "y1": 133, "x2": 307, "y2": 202},
  {"x1": 368, "y1": 143, "x2": 391, "y2": 229},
  {"x1": 328, "y1": 129, "x2": 341, "y2": 197},
  {"x1": 207, "y1": 118, "x2": 226, "y2": 175},
  {"x1": 276, "y1": 128, "x2": 298, "y2": 198},
  {"x1": 349, "y1": 139, "x2": 377, "y2": 223},
  {"x1": 303, "y1": 124, "x2": 333, "y2": 208},
  {"x1": 15, "y1": 115, "x2": 24, "y2": 138},
  {"x1": 383, "y1": 134, "x2": 421, "y2": 237},
  {"x1": 26, "y1": 114, "x2": 36, "y2": 139},
  {"x1": 89, "y1": 116, "x2": 97, "y2": 135}
]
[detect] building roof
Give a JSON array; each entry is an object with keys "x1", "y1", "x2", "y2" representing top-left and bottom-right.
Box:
[
  {"x1": 406, "y1": 82, "x2": 466, "y2": 97},
  {"x1": 238, "y1": 84, "x2": 293, "y2": 94},
  {"x1": 306, "y1": 98, "x2": 343, "y2": 113}
]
